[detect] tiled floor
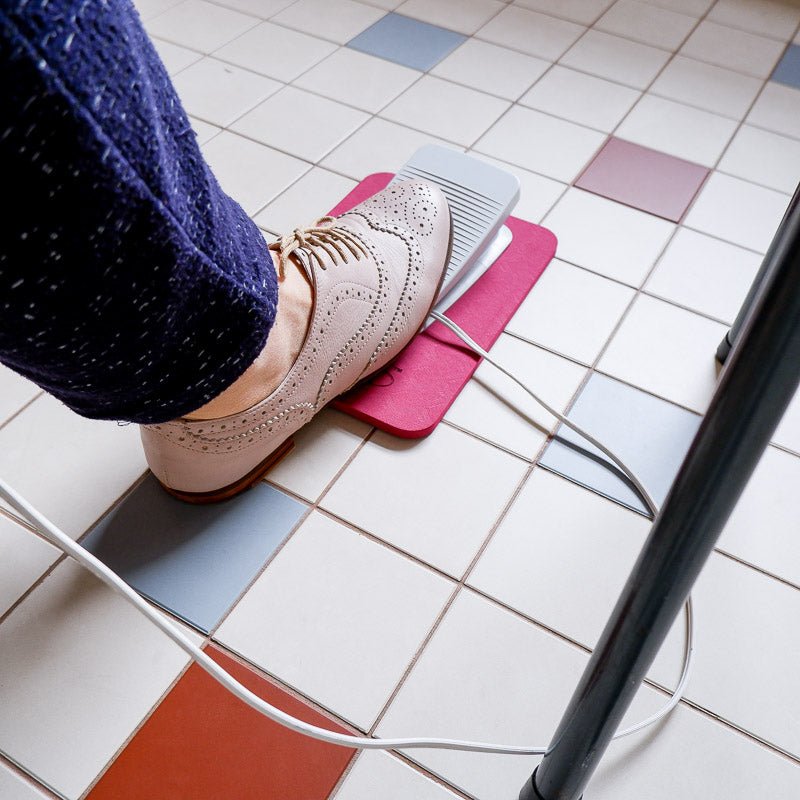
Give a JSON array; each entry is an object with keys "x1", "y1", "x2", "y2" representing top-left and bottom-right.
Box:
[{"x1": 3, "y1": 0, "x2": 800, "y2": 798}]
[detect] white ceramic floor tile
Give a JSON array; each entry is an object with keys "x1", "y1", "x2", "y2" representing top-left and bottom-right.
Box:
[
  {"x1": 680, "y1": 20, "x2": 786, "y2": 78},
  {"x1": 650, "y1": 55, "x2": 763, "y2": 119},
  {"x1": 321, "y1": 424, "x2": 528, "y2": 576},
  {"x1": 774, "y1": 386, "x2": 800, "y2": 453},
  {"x1": 381, "y1": 76, "x2": 510, "y2": 147},
  {"x1": 295, "y1": 48, "x2": 419, "y2": 113},
  {"x1": 514, "y1": 0, "x2": 614, "y2": 26},
  {"x1": 0, "y1": 365, "x2": 39, "y2": 426},
  {"x1": 0, "y1": 764, "x2": 49, "y2": 800},
  {"x1": 466, "y1": 152, "x2": 567, "y2": 222},
  {"x1": 617, "y1": 94, "x2": 738, "y2": 168},
  {"x1": 477, "y1": 5, "x2": 585, "y2": 60},
  {"x1": 201, "y1": 130, "x2": 310, "y2": 215},
  {"x1": 397, "y1": 0, "x2": 504, "y2": 35},
  {"x1": 215, "y1": 512, "x2": 453, "y2": 728},
  {"x1": 255, "y1": 166, "x2": 357, "y2": 233},
  {"x1": 468, "y1": 469, "x2": 651, "y2": 648},
  {"x1": 645, "y1": 228, "x2": 761, "y2": 324},
  {"x1": 134, "y1": 0, "x2": 183, "y2": 20},
  {"x1": 322, "y1": 118, "x2": 461, "y2": 180},
  {"x1": 507, "y1": 260, "x2": 635, "y2": 363},
  {"x1": 589, "y1": 700, "x2": 800, "y2": 800},
  {"x1": 375, "y1": 589, "x2": 668, "y2": 800},
  {"x1": 0, "y1": 515, "x2": 59, "y2": 619},
  {"x1": 379, "y1": 586, "x2": 799, "y2": 800},
  {"x1": 649, "y1": 554, "x2": 800, "y2": 757},
  {"x1": 172, "y1": 57, "x2": 281, "y2": 126},
  {"x1": 718, "y1": 446, "x2": 800, "y2": 587},
  {"x1": 214, "y1": 21, "x2": 337, "y2": 82},
  {"x1": 719, "y1": 124, "x2": 800, "y2": 193},
  {"x1": 684, "y1": 171, "x2": 790, "y2": 253},
  {"x1": 266, "y1": 408, "x2": 370, "y2": 501},
  {"x1": 376, "y1": 589, "x2": 573, "y2": 799},
  {"x1": 445, "y1": 333, "x2": 587, "y2": 458},
  {"x1": 210, "y1": 0, "x2": 300, "y2": 18},
  {"x1": 231, "y1": 86, "x2": 369, "y2": 162},
  {"x1": 334, "y1": 751, "x2": 460, "y2": 800},
  {"x1": 272, "y1": 0, "x2": 385, "y2": 44},
  {"x1": 431, "y1": 39, "x2": 549, "y2": 101},
  {"x1": 708, "y1": 0, "x2": 800, "y2": 40},
  {"x1": 598, "y1": 294, "x2": 727, "y2": 413},
  {"x1": 146, "y1": 0, "x2": 258, "y2": 52},
  {"x1": 596, "y1": 0, "x2": 696, "y2": 49},
  {"x1": 149, "y1": 37, "x2": 202, "y2": 75},
  {"x1": 559, "y1": 29, "x2": 671, "y2": 90},
  {"x1": 473, "y1": 106, "x2": 605, "y2": 182},
  {"x1": 188, "y1": 116, "x2": 221, "y2": 144},
  {"x1": 0, "y1": 560, "x2": 190, "y2": 799},
  {"x1": 638, "y1": 0, "x2": 713, "y2": 15},
  {"x1": 748, "y1": 82, "x2": 800, "y2": 140},
  {"x1": 542, "y1": 189, "x2": 675, "y2": 286},
  {"x1": 519, "y1": 64, "x2": 640, "y2": 132},
  {"x1": 0, "y1": 394, "x2": 146, "y2": 539}
]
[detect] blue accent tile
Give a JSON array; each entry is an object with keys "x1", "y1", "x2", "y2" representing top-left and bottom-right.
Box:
[
  {"x1": 771, "y1": 44, "x2": 800, "y2": 89},
  {"x1": 347, "y1": 13, "x2": 466, "y2": 72},
  {"x1": 82, "y1": 476, "x2": 306, "y2": 633},
  {"x1": 539, "y1": 373, "x2": 701, "y2": 516}
]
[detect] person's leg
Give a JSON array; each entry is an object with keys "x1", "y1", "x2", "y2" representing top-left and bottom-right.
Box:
[
  {"x1": 0, "y1": 0, "x2": 300, "y2": 424},
  {"x1": 1, "y1": 0, "x2": 453, "y2": 502}
]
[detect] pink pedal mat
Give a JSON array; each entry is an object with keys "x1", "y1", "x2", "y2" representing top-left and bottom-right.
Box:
[{"x1": 328, "y1": 173, "x2": 557, "y2": 438}]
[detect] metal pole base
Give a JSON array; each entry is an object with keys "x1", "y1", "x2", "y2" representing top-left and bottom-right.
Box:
[
  {"x1": 715, "y1": 331, "x2": 733, "y2": 365},
  {"x1": 519, "y1": 769, "x2": 582, "y2": 800},
  {"x1": 518, "y1": 770, "x2": 544, "y2": 800}
]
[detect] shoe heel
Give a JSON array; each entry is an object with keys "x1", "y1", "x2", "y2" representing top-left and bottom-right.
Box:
[{"x1": 158, "y1": 436, "x2": 295, "y2": 505}]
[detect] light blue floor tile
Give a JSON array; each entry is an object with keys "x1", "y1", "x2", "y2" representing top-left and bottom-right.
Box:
[
  {"x1": 82, "y1": 476, "x2": 307, "y2": 633},
  {"x1": 771, "y1": 44, "x2": 800, "y2": 89},
  {"x1": 539, "y1": 373, "x2": 702, "y2": 515},
  {"x1": 348, "y1": 13, "x2": 466, "y2": 71}
]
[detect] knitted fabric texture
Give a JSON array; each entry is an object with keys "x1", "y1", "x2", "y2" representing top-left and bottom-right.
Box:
[{"x1": 0, "y1": 0, "x2": 278, "y2": 423}]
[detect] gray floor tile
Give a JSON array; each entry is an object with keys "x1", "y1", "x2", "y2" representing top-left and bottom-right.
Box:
[
  {"x1": 82, "y1": 476, "x2": 307, "y2": 632},
  {"x1": 348, "y1": 13, "x2": 466, "y2": 71},
  {"x1": 540, "y1": 372, "x2": 701, "y2": 514}
]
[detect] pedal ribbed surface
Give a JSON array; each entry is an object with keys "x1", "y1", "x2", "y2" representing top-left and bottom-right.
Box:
[
  {"x1": 393, "y1": 164, "x2": 504, "y2": 285},
  {"x1": 389, "y1": 146, "x2": 520, "y2": 298}
]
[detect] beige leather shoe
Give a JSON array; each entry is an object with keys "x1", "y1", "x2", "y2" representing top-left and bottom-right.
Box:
[{"x1": 140, "y1": 180, "x2": 452, "y2": 503}]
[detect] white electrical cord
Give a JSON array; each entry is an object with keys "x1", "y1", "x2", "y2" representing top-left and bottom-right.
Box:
[{"x1": 0, "y1": 309, "x2": 694, "y2": 755}]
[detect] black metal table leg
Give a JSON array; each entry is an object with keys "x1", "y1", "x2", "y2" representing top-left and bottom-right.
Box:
[{"x1": 520, "y1": 186, "x2": 800, "y2": 800}]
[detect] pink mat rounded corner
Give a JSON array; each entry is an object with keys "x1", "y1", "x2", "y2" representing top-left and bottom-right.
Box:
[{"x1": 329, "y1": 173, "x2": 557, "y2": 438}]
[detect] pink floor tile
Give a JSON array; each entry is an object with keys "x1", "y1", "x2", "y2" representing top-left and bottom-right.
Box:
[{"x1": 575, "y1": 137, "x2": 709, "y2": 222}]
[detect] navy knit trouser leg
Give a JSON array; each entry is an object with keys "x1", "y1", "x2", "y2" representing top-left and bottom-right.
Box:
[{"x1": 0, "y1": 0, "x2": 278, "y2": 424}]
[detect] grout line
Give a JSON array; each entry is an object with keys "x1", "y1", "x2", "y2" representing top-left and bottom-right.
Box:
[
  {"x1": 712, "y1": 548, "x2": 800, "y2": 593},
  {"x1": 77, "y1": 655, "x2": 199, "y2": 799},
  {"x1": 207, "y1": 640, "x2": 370, "y2": 736},
  {"x1": 0, "y1": 751, "x2": 62, "y2": 800},
  {"x1": 0, "y1": 391, "x2": 43, "y2": 433},
  {"x1": 770, "y1": 439, "x2": 800, "y2": 459},
  {"x1": 376, "y1": 751, "x2": 476, "y2": 800},
  {"x1": 0, "y1": 470, "x2": 151, "y2": 628},
  {"x1": 462, "y1": 582, "x2": 800, "y2": 767},
  {"x1": 206, "y1": 425, "x2": 378, "y2": 639}
]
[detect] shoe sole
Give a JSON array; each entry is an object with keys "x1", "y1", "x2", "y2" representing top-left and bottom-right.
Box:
[{"x1": 159, "y1": 209, "x2": 455, "y2": 505}]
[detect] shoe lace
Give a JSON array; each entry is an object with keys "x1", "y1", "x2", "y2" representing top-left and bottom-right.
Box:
[{"x1": 268, "y1": 217, "x2": 370, "y2": 279}]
